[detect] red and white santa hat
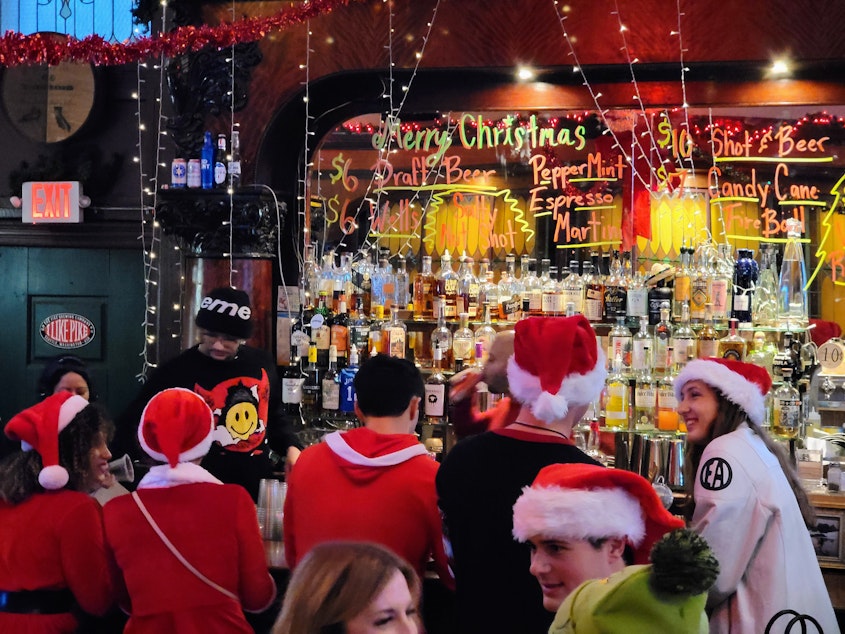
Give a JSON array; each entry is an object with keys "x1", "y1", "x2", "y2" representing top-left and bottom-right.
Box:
[
  {"x1": 4, "y1": 391, "x2": 89, "y2": 490},
  {"x1": 674, "y1": 357, "x2": 772, "y2": 425},
  {"x1": 138, "y1": 388, "x2": 215, "y2": 467},
  {"x1": 513, "y1": 463, "x2": 685, "y2": 565},
  {"x1": 507, "y1": 315, "x2": 607, "y2": 423}
]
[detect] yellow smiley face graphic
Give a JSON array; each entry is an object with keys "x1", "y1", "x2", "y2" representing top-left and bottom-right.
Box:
[{"x1": 225, "y1": 401, "x2": 259, "y2": 440}]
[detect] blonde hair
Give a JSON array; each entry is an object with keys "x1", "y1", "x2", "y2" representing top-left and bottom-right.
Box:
[{"x1": 272, "y1": 542, "x2": 421, "y2": 634}]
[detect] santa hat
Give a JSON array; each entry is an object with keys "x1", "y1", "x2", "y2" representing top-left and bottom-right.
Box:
[
  {"x1": 138, "y1": 388, "x2": 215, "y2": 467},
  {"x1": 674, "y1": 357, "x2": 772, "y2": 425},
  {"x1": 507, "y1": 316, "x2": 607, "y2": 423},
  {"x1": 4, "y1": 392, "x2": 89, "y2": 490},
  {"x1": 512, "y1": 463, "x2": 684, "y2": 565}
]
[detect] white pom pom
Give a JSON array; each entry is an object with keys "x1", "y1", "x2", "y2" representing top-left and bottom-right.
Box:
[
  {"x1": 531, "y1": 391, "x2": 570, "y2": 423},
  {"x1": 39, "y1": 465, "x2": 69, "y2": 490}
]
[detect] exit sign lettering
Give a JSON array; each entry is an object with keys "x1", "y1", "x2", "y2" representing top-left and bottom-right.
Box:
[{"x1": 22, "y1": 181, "x2": 82, "y2": 224}]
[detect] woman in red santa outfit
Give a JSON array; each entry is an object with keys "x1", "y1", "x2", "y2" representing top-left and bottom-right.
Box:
[
  {"x1": 676, "y1": 358, "x2": 837, "y2": 633},
  {"x1": 0, "y1": 391, "x2": 116, "y2": 633},
  {"x1": 103, "y1": 388, "x2": 276, "y2": 634}
]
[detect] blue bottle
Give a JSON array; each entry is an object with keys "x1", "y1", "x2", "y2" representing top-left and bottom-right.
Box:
[
  {"x1": 340, "y1": 345, "x2": 360, "y2": 417},
  {"x1": 200, "y1": 131, "x2": 214, "y2": 189}
]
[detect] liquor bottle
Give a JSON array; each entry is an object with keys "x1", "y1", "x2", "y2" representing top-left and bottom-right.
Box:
[
  {"x1": 322, "y1": 345, "x2": 341, "y2": 419},
  {"x1": 452, "y1": 312, "x2": 474, "y2": 372},
  {"x1": 383, "y1": 306, "x2": 407, "y2": 359},
  {"x1": 603, "y1": 250, "x2": 627, "y2": 321},
  {"x1": 672, "y1": 243, "x2": 691, "y2": 320},
  {"x1": 534, "y1": 258, "x2": 551, "y2": 315},
  {"x1": 717, "y1": 317, "x2": 746, "y2": 361},
  {"x1": 333, "y1": 253, "x2": 352, "y2": 313},
  {"x1": 497, "y1": 254, "x2": 522, "y2": 323},
  {"x1": 367, "y1": 305, "x2": 385, "y2": 357},
  {"x1": 731, "y1": 248, "x2": 758, "y2": 326},
  {"x1": 522, "y1": 257, "x2": 542, "y2": 316},
  {"x1": 697, "y1": 304, "x2": 719, "y2": 359},
  {"x1": 647, "y1": 275, "x2": 673, "y2": 326},
  {"x1": 227, "y1": 129, "x2": 241, "y2": 189},
  {"x1": 671, "y1": 303, "x2": 698, "y2": 370},
  {"x1": 519, "y1": 255, "x2": 535, "y2": 317},
  {"x1": 604, "y1": 354, "x2": 629, "y2": 430},
  {"x1": 318, "y1": 253, "x2": 335, "y2": 311},
  {"x1": 608, "y1": 317, "x2": 633, "y2": 376},
  {"x1": 477, "y1": 259, "x2": 499, "y2": 318},
  {"x1": 583, "y1": 254, "x2": 605, "y2": 323},
  {"x1": 653, "y1": 302, "x2": 673, "y2": 376},
  {"x1": 625, "y1": 266, "x2": 648, "y2": 328},
  {"x1": 430, "y1": 303, "x2": 453, "y2": 368},
  {"x1": 330, "y1": 301, "x2": 349, "y2": 369},
  {"x1": 395, "y1": 254, "x2": 410, "y2": 310},
  {"x1": 772, "y1": 331, "x2": 799, "y2": 382},
  {"x1": 290, "y1": 307, "x2": 311, "y2": 361},
  {"x1": 631, "y1": 315, "x2": 652, "y2": 376},
  {"x1": 709, "y1": 243, "x2": 733, "y2": 327},
  {"x1": 281, "y1": 347, "x2": 304, "y2": 417},
  {"x1": 200, "y1": 131, "x2": 214, "y2": 189},
  {"x1": 633, "y1": 344, "x2": 657, "y2": 431},
  {"x1": 425, "y1": 346, "x2": 449, "y2": 425},
  {"x1": 301, "y1": 342, "x2": 321, "y2": 425},
  {"x1": 435, "y1": 250, "x2": 459, "y2": 320},
  {"x1": 457, "y1": 254, "x2": 479, "y2": 319},
  {"x1": 372, "y1": 257, "x2": 396, "y2": 312},
  {"x1": 348, "y1": 299, "x2": 370, "y2": 361},
  {"x1": 339, "y1": 345, "x2": 360, "y2": 420},
  {"x1": 777, "y1": 217, "x2": 809, "y2": 328},
  {"x1": 656, "y1": 346, "x2": 679, "y2": 431},
  {"x1": 474, "y1": 304, "x2": 497, "y2": 364},
  {"x1": 753, "y1": 244, "x2": 779, "y2": 327},
  {"x1": 214, "y1": 133, "x2": 228, "y2": 188},
  {"x1": 353, "y1": 248, "x2": 375, "y2": 317},
  {"x1": 313, "y1": 295, "x2": 332, "y2": 369},
  {"x1": 771, "y1": 367, "x2": 801, "y2": 438},
  {"x1": 413, "y1": 255, "x2": 435, "y2": 321},
  {"x1": 541, "y1": 265, "x2": 564, "y2": 317},
  {"x1": 747, "y1": 331, "x2": 775, "y2": 377},
  {"x1": 689, "y1": 245, "x2": 709, "y2": 323},
  {"x1": 561, "y1": 259, "x2": 584, "y2": 315},
  {"x1": 301, "y1": 242, "x2": 320, "y2": 310}
]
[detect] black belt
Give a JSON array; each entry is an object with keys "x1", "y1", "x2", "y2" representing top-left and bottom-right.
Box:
[{"x1": 0, "y1": 588, "x2": 76, "y2": 614}]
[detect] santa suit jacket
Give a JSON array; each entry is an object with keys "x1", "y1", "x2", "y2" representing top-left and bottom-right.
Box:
[
  {"x1": 692, "y1": 424, "x2": 837, "y2": 633},
  {"x1": 103, "y1": 471, "x2": 275, "y2": 634},
  {"x1": 283, "y1": 427, "x2": 453, "y2": 586},
  {"x1": 0, "y1": 490, "x2": 114, "y2": 634}
]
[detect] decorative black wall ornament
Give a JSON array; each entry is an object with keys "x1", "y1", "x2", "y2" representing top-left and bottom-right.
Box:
[
  {"x1": 166, "y1": 42, "x2": 262, "y2": 158},
  {"x1": 155, "y1": 186, "x2": 282, "y2": 256}
]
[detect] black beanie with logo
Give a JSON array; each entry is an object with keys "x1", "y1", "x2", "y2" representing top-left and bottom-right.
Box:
[{"x1": 195, "y1": 287, "x2": 254, "y2": 339}]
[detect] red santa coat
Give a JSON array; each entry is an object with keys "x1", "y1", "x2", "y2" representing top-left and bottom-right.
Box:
[
  {"x1": 103, "y1": 470, "x2": 275, "y2": 634},
  {"x1": 0, "y1": 490, "x2": 114, "y2": 634},
  {"x1": 284, "y1": 427, "x2": 453, "y2": 587}
]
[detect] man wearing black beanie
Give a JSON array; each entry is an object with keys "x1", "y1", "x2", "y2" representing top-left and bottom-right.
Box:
[{"x1": 116, "y1": 287, "x2": 301, "y2": 499}]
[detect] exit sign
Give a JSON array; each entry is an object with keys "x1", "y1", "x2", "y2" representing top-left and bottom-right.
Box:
[{"x1": 22, "y1": 181, "x2": 82, "y2": 224}]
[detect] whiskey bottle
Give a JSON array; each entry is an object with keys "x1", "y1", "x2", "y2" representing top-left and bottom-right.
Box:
[
  {"x1": 697, "y1": 304, "x2": 719, "y2": 359},
  {"x1": 435, "y1": 250, "x2": 459, "y2": 319},
  {"x1": 383, "y1": 306, "x2": 408, "y2": 359},
  {"x1": 321, "y1": 345, "x2": 341, "y2": 419},
  {"x1": 413, "y1": 255, "x2": 435, "y2": 321},
  {"x1": 452, "y1": 312, "x2": 475, "y2": 371},
  {"x1": 717, "y1": 317, "x2": 746, "y2": 361},
  {"x1": 430, "y1": 303, "x2": 453, "y2": 369},
  {"x1": 772, "y1": 367, "x2": 801, "y2": 438}
]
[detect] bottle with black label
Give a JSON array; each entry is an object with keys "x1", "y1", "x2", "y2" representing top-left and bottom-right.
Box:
[
  {"x1": 603, "y1": 250, "x2": 627, "y2": 320},
  {"x1": 321, "y1": 345, "x2": 341, "y2": 420},
  {"x1": 281, "y1": 347, "x2": 304, "y2": 417},
  {"x1": 301, "y1": 342, "x2": 321, "y2": 426}
]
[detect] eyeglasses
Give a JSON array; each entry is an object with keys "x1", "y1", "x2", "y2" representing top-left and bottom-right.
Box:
[{"x1": 199, "y1": 330, "x2": 242, "y2": 344}]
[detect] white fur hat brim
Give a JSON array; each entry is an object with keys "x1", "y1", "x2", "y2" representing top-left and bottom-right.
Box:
[
  {"x1": 512, "y1": 485, "x2": 646, "y2": 545},
  {"x1": 507, "y1": 346, "x2": 607, "y2": 423},
  {"x1": 674, "y1": 359, "x2": 766, "y2": 425}
]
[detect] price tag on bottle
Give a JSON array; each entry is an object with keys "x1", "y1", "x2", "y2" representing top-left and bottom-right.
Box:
[{"x1": 817, "y1": 338, "x2": 845, "y2": 376}]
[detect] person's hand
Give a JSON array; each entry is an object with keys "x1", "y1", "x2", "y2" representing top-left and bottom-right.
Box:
[{"x1": 449, "y1": 368, "x2": 484, "y2": 401}]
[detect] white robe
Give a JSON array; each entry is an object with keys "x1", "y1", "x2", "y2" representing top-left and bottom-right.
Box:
[{"x1": 692, "y1": 424, "x2": 838, "y2": 633}]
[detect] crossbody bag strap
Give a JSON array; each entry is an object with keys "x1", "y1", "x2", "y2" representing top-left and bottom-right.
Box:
[{"x1": 131, "y1": 491, "x2": 239, "y2": 602}]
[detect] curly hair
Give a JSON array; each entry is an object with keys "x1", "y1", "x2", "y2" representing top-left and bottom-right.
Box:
[{"x1": 0, "y1": 403, "x2": 113, "y2": 505}]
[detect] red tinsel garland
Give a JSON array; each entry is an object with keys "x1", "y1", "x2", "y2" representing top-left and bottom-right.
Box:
[{"x1": 0, "y1": 0, "x2": 363, "y2": 67}]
